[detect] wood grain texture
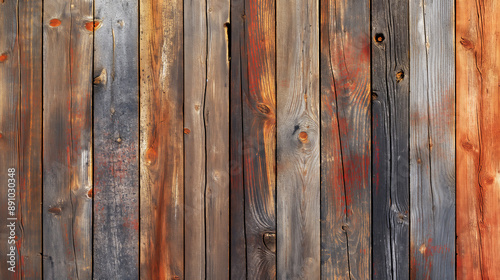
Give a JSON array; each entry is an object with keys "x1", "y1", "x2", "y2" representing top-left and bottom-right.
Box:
[
  {"x1": 0, "y1": 0, "x2": 20, "y2": 278},
  {"x1": 43, "y1": 0, "x2": 94, "y2": 277},
  {"x1": 240, "y1": 0, "x2": 277, "y2": 278},
  {"x1": 409, "y1": 0, "x2": 455, "y2": 278},
  {"x1": 320, "y1": 0, "x2": 371, "y2": 279},
  {"x1": 184, "y1": 0, "x2": 207, "y2": 278},
  {"x1": 139, "y1": 0, "x2": 184, "y2": 278},
  {"x1": 371, "y1": 0, "x2": 410, "y2": 279},
  {"x1": 230, "y1": 0, "x2": 247, "y2": 278},
  {"x1": 457, "y1": 0, "x2": 500, "y2": 278},
  {"x1": 276, "y1": 0, "x2": 320, "y2": 278},
  {"x1": 93, "y1": 0, "x2": 139, "y2": 278},
  {"x1": 19, "y1": 0, "x2": 43, "y2": 277},
  {"x1": 205, "y1": 0, "x2": 230, "y2": 277}
]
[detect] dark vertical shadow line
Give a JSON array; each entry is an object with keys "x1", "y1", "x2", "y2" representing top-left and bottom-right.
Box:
[
  {"x1": 16, "y1": 0, "x2": 22, "y2": 277},
  {"x1": 41, "y1": 0, "x2": 44, "y2": 277},
  {"x1": 241, "y1": 0, "x2": 248, "y2": 276},
  {"x1": 369, "y1": 0, "x2": 373, "y2": 278},
  {"x1": 454, "y1": 0, "x2": 457, "y2": 277},
  {"x1": 318, "y1": 0, "x2": 321, "y2": 278},
  {"x1": 203, "y1": 0, "x2": 209, "y2": 277},
  {"x1": 91, "y1": 0, "x2": 95, "y2": 277},
  {"x1": 274, "y1": 0, "x2": 277, "y2": 276},
  {"x1": 137, "y1": 0, "x2": 141, "y2": 276},
  {"x1": 182, "y1": 0, "x2": 185, "y2": 277},
  {"x1": 407, "y1": 0, "x2": 411, "y2": 276}
]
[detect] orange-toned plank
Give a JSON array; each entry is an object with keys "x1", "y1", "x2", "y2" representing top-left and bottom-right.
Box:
[{"x1": 457, "y1": 0, "x2": 500, "y2": 278}]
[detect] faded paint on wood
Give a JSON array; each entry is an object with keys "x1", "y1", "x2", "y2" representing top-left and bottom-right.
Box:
[
  {"x1": 371, "y1": 0, "x2": 410, "y2": 278},
  {"x1": 457, "y1": 0, "x2": 500, "y2": 278},
  {"x1": 320, "y1": 0, "x2": 371, "y2": 279},
  {"x1": 139, "y1": 0, "x2": 184, "y2": 278},
  {"x1": 0, "y1": 0, "x2": 20, "y2": 278},
  {"x1": 409, "y1": 0, "x2": 455, "y2": 278},
  {"x1": 205, "y1": 0, "x2": 230, "y2": 277},
  {"x1": 43, "y1": 0, "x2": 94, "y2": 278},
  {"x1": 276, "y1": 0, "x2": 320, "y2": 278},
  {"x1": 184, "y1": 0, "x2": 207, "y2": 278},
  {"x1": 93, "y1": 0, "x2": 139, "y2": 278}
]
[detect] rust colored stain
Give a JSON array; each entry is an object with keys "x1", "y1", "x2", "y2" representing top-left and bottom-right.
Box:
[
  {"x1": 85, "y1": 21, "x2": 102, "y2": 31},
  {"x1": 0, "y1": 53, "x2": 7, "y2": 62},
  {"x1": 145, "y1": 147, "x2": 157, "y2": 165},
  {"x1": 48, "y1": 207, "x2": 62, "y2": 215},
  {"x1": 298, "y1": 131, "x2": 308, "y2": 143},
  {"x1": 183, "y1": 128, "x2": 191, "y2": 134},
  {"x1": 49, "y1": 19, "x2": 61, "y2": 27}
]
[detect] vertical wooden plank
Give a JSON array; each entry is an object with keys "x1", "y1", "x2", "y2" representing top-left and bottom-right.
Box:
[
  {"x1": 184, "y1": 0, "x2": 206, "y2": 278},
  {"x1": 0, "y1": 0, "x2": 20, "y2": 278},
  {"x1": 276, "y1": 0, "x2": 320, "y2": 278},
  {"x1": 139, "y1": 0, "x2": 183, "y2": 278},
  {"x1": 230, "y1": 0, "x2": 247, "y2": 278},
  {"x1": 457, "y1": 0, "x2": 500, "y2": 278},
  {"x1": 19, "y1": 0, "x2": 43, "y2": 277},
  {"x1": 320, "y1": 0, "x2": 371, "y2": 279},
  {"x1": 93, "y1": 0, "x2": 139, "y2": 278},
  {"x1": 371, "y1": 0, "x2": 410, "y2": 279},
  {"x1": 43, "y1": 0, "x2": 94, "y2": 277},
  {"x1": 409, "y1": 0, "x2": 455, "y2": 278},
  {"x1": 205, "y1": 0, "x2": 230, "y2": 277}
]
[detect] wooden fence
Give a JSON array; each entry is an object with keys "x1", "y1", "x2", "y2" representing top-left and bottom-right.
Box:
[{"x1": 0, "y1": 0, "x2": 498, "y2": 279}]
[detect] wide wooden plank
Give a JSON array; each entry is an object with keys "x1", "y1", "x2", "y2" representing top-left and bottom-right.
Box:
[
  {"x1": 0, "y1": 0, "x2": 20, "y2": 277},
  {"x1": 409, "y1": 0, "x2": 455, "y2": 278},
  {"x1": 139, "y1": 0, "x2": 184, "y2": 278},
  {"x1": 229, "y1": 0, "x2": 247, "y2": 278},
  {"x1": 457, "y1": 0, "x2": 500, "y2": 278},
  {"x1": 184, "y1": 0, "x2": 207, "y2": 278},
  {"x1": 205, "y1": 0, "x2": 230, "y2": 277},
  {"x1": 371, "y1": 0, "x2": 410, "y2": 279},
  {"x1": 43, "y1": 0, "x2": 94, "y2": 277},
  {"x1": 276, "y1": 0, "x2": 320, "y2": 278},
  {"x1": 93, "y1": 0, "x2": 139, "y2": 278},
  {"x1": 320, "y1": 0, "x2": 371, "y2": 279},
  {"x1": 19, "y1": 0, "x2": 43, "y2": 277}
]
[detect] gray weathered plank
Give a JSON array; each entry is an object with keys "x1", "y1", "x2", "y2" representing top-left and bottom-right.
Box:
[
  {"x1": 43, "y1": 0, "x2": 94, "y2": 278},
  {"x1": 371, "y1": 0, "x2": 410, "y2": 278},
  {"x1": 93, "y1": 0, "x2": 139, "y2": 278},
  {"x1": 276, "y1": 0, "x2": 320, "y2": 278},
  {"x1": 409, "y1": 0, "x2": 455, "y2": 278}
]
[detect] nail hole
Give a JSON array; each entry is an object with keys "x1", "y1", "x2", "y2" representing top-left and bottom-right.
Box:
[
  {"x1": 396, "y1": 71, "x2": 405, "y2": 82},
  {"x1": 375, "y1": 33, "x2": 385, "y2": 43}
]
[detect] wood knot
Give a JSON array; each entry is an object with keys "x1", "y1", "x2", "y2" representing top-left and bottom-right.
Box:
[
  {"x1": 49, "y1": 18, "x2": 61, "y2": 27},
  {"x1": 298, "y1": 132, "x2": 308, "y2": 143},
  {"x1": 93, "y1": 69, "x2": 107, "y2": 85},
  {"x1": 461, "y1": 141, "x2": 473, "y2": 151},
  {"x1": 0, "y1": 53, "x2": 7, "y2": 62},
  {"x1": 184, "y1": 128, "x2": 191, "y2": 134},
  {"x1": 375, "y1": 33, "x2": 385, "y2": 43},
  {"x1": 85, "y1": 20, "x2": 102, "y2": 31},
  {"x1": 116, "y1": 137, "x2": 122, "y2": 143},
  {"x1": 87, "y1": 188, "x2": 93, "y2": 198},
  {"x1": 480, "y1": 173, "x2": 494, "y2": 186},
  {"x1": 257, "y1": 103, "x2": 271, "y2": 114},
  {"x1": 417, "y1": 158, "x2": 422, "y2": 164},
  {"x1": 371, "y1": 92, "x2": 378, "y2": 100},
  {"x1": 263, "y1": 232, "x2": 276, "y2": 253},
  {"x1": 48, "y1": 207, "x2": 62, "y2": 215},
  {"x1": 145, "y1": 147, "x2": 157, "y2": 165},
  {"x1": 460, "y1": 38, "x2": 474, "y2": 50},
  {"x1": 396, "y1": 71, "x2": 405, "y2": 82},
  {"x1": 341, "y1": 224, "x2": 349, "y2": 231}
]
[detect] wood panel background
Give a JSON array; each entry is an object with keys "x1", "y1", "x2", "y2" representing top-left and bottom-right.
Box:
[{"x1": 1, "y1": 0, "x2": 499, "y2": 279}]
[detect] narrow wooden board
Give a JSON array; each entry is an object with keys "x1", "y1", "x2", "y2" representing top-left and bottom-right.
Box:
[
  {"x1": 457, "y1": 0, "x2": 500, "y2": 278},
  {"x1": 276, "y1": 0, "x2": 320, "y2": 278},
  {"x1": 409, "y1": 0, "x2": 455, "y2": 278},
  {"x1": 19, "y1": 0, "x2": 44, "y2": 277},
  {"x1": 139, "y1": 0, "x2": 184, "y2": 278},
  {"x1": 371, "y1": 0, "x2": 410, "y2": 278},
  {"x1": 43, "y1": 0, "x2": 94, "y2": 278},
  {"x1": 230, "y1": 1, "x2": 248, "y2": 279},
  {"x1": 205, "y1": 0, "x2": 230, "y2": 277},
  {"x1": 184, "y1": 0, "x2": 207, "y2": 278},
  {"x1": 93, "y1": 0, "x2": 139, "y2": 278},
  {"x1": 0, "y1": 0, "x2": 20, "y2": 277}
]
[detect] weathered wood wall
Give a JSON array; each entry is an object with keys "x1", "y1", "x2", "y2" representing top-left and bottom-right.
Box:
[{"x1": 1, "y1": 0, "x2": 500, "y2": 279}]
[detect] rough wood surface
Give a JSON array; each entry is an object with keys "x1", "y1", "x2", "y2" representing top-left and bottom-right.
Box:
[
  {"x1": 409, "y1": 0, "x2": 455, "y2": 278},
  {"x1": 457, "y1": 0, "x2": 500, "y2": 278},
  {"x1": 320, "y1": 0, "x2": 371, "y2": 279},
  {"x1": 205, "y1": 0, "x2": 230, "y2": 277},
  {"x1": 139, "y1": 0, "x2": 184, "y2": 278},
  {"x1": 276, "y1": 0, "x2": 320, "y2": 278},
  {"x1": 19, "y1": 0, "x2": 43, "y2": 277},
  {"x1": 371, "y1": 0, "x2": 410, "y2": 279},
  {"x1": 43, "y1": 0, "x2": 94, "y2": 278},
  {"x1": 184, "y1": 0, "x2": 207, "y2": 278},
  {"x1": 93, "y1": 0, "x2": 139, "y2": 278},
  {"x1": 230, "y1": 0, "x2": 247, "y2": 278},
  {"x1": 0, "y1": 0, "x2": 20, "y2": 278}
]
